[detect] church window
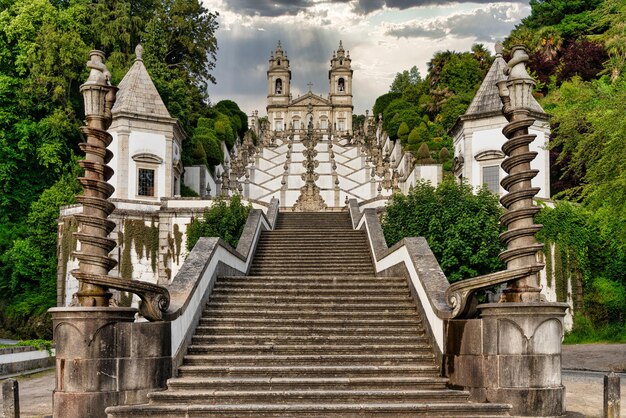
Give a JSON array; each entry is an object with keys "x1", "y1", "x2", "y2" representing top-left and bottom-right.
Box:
[
  {"x1": 320, "y1": 119, "x2": 328, "y2": 129},
  {"x1": 340, "y1": 59, "x2": 343, "y2": 65},
  {"x1": 138, "y1": 168, "x2": 155, "y2": 196},
  {"x1": 275, "y1": 120, "x2": 283, "y2": 131},
  {"x1": 338, "y1": 119, "x2": 346, "y2": 131},
  {"x1": 277, "y1": 59, "x2": 281, "y2": 65},
  {"x1": 275, "y1": 78, "x2": 282, "y2": 94},
  {"x1": 293, "y1": 119, "x2": 300, "y2": 130},
  {"x1": 338, "y1": 78, "x2": 345, "y2": 92},
  {"x1": 482, "y1": 165, "x2": 499, "y2": 194}
]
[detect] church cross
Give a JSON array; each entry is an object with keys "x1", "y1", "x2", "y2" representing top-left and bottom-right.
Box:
[{"x1": 307, "y1": 82, "x2": 313, "y2": 91}]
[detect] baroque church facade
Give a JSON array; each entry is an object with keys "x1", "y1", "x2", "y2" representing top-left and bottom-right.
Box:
[{"x1": 266, "y1": 41, "x2": 353, "y2": 133}]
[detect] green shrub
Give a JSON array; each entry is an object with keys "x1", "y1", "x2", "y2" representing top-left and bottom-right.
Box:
[
  {"x1": 382, "y1": 179, "x2": 504, "y2": 282},
  {"x1": 181, "y1": 184, "x2": 199, "y2": 197},
  {"x1": 186, "y1": 195, "x2": 252, "y2": 250}
]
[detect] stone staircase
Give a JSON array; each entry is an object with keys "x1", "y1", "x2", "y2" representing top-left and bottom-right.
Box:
[{"x1": 107, "y1": 212, "x2": 510, "y2": 417}]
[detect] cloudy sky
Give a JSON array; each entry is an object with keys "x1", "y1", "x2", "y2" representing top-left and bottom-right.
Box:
[{"x1": 202, "y1": 0, "x2": 531, "y2": 115}]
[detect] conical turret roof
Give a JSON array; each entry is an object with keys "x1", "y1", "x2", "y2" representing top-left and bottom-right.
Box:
[
  {"x1": 465, "y1": 51, "x2": 544, "y2": 116},
  {"x1": 111, "y1": 45, "x2": 171, "y2": 120}
]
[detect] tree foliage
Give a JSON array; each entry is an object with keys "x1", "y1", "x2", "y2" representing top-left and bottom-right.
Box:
[
  {"x1": 382, "y1": 179, "x2": 505, "y2": 282},
  {"x1": 0, "y1": 0, "x2": 220, "y2": 338}
]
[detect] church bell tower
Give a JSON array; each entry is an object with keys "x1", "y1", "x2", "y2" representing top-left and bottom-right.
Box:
[
  {"x1": 329, "y1": 41, "x2": 353, "y2": 132},
  {"x1": 267, "y1": 41, "x2": 291, "y2": 131}
]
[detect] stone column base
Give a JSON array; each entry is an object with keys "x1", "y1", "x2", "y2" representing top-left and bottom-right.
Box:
[
  {"x1": 50, "y1": 307, "x2": 171, "y2": 418},
  {"x1": 445, "y1": 302, "x2": 569, "y2": 417}
]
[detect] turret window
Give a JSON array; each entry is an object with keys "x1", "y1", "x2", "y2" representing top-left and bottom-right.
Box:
[
  {"x1": 138, "y1": 168, "x2": 155, "y2": 196},
  {"x1": 338, "y1": 78, "x2": 345, "y2": 92},
  {"x1": 482, "y1": 165, "x2": 500, "y2": 194},
  {"x1": 277, "y1": 59, "x2": 281, "y2": 66},
  {"x1": 275, "y1": 78, "x2": 282, "y2": 94}
]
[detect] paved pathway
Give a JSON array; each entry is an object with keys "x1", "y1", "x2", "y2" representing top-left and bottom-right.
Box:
[{"x1": 2, "y1": 344, "x2": 625, "y2": 417}]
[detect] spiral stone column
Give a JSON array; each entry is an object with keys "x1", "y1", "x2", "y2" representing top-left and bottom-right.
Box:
[
  {"x1": 72, "y1": 50, "x2": 118, "y2": 307},
  {"x1": 496, "y1": 46, "x2": 544, "y2": 303}
]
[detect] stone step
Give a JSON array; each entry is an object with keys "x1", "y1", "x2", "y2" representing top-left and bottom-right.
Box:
[
  {"x1": 107, "y1": 402, "x2": 512, "y2": 417},
  {"x1": 251, "y1": 250, "x2": 371, "y2": 256},
  {"x1": 218, "y1": 275, "x2": 405, "y2": 283},
  {"x1": 251, "y1": 252, "x2": 372, "y2": 259},
  {"x1": 215, "y1": 277, "x2": 404, "y2": 286},
  {"x1": 182, "y1": 353, "x2": 434, "y2": 366},
  {"x1": 209, "y1": 288, "x2": 407, "y2": 297},
  {"x1": 205, "y1": 300, "x2": 417, "y2": 311},
  {"x1": 257, "y1": 237, "x2": 366, "y2": 242},
  {"x1": 147, "y1": 389, "x2": 467, "y2": 405},
  {"x1": 199, "y1": 317, "x2": 422, "y2": 327},
  {"x1": 213, "y1": 282, "x2": 405, "y2": 290},
  {"x1": 164, "y1": 376, "x2": 449, "y2": 391},
  {"x1": 193, "y1": 325, "x2": 425, "y2": 337},
  {"x1": 250, "y1": 259, "x2": 373, "y2": 266},
  {"x1": 191, "y1": 334, "x2": 429, "y2": 346},
  {"x1": 247, "y1": 268, "x2": 376, "y2": 275},
  {"x1": 261, "y1": 227, "x2": 360, "y2": 232},
  {"x1": 202, "y1": 308, "x2": 419, "y2": 319},
  {"x1": 187, "y1": 344, "x2": 433, "y2": 356},
  {"x1": 208, "y1": 294, "x2": 405, "y2": 303},
  {"x1": 177, "y1": 364, "x2": 440, "y2": 378}
]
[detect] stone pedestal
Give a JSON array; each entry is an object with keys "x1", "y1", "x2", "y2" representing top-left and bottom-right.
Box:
[
  {"x1": 50, "y1": 307, "x2": 172, "y2": 418},
  {"x1": 445, "y1": 302, "x2": 569, "y2": 417}
]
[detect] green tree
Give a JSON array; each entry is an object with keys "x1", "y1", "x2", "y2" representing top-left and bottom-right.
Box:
[
  {"x1": 390, "y1": 65, "x2": 422, "y2": 93},
  {"x1": 382, "y1": 179, "x2": 505, "y2": 282},
  {"x1": 372, "y1": 92, "x2": 401, "y2": 120}
]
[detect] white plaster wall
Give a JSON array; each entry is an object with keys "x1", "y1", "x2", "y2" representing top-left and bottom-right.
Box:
[
  {"x1": 455, "y1": 117, "x2": 550, "y2": 199},
  {"x1": 128, "y1": 131, "x2": 167, "y2": 198}
]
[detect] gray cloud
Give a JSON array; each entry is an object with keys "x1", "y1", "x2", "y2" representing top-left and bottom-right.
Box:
[
  {"x1": 385, "y1": 4, "x2": 526, "y2": 42},
  {"x1": 352, "y1": 0, "x2": 523, "y2": 15},
  {"x1": 222, "y1": 0, "x2": 351, "y2": 17},
  {"x1": 386, "y1": 25, "x2": 446, "y2": 38},
  {"x1": 221, "y1": 0, "x2": 524, "y2": 17},
  {"x1": 222, "y1": 0, "x2": 312, "y2": 17}
]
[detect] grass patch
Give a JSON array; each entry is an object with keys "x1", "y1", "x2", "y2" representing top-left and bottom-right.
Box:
[
  {"x1": 0, "y1": 339, "x2": 53, "y2": 355},
  {"x1": 563, "y1": 315, "x2": 626, "y2": 344}
]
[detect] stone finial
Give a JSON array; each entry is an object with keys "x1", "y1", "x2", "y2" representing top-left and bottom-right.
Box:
[
  {"x1": 505, "y1": 45, "x2": 533, "y2": 79},
  {"x1": 84, "y1": 50, "x2": 111, "y2": 87},
  {"x1": 495, "y1": 41, "x2": 503, "y2": 57},
  {"x1": 135, "y1": 44, "x2": 144, "y2": 61},
  {"x1": 338, "y1": 40, "x2": 344, "y2": 50}
]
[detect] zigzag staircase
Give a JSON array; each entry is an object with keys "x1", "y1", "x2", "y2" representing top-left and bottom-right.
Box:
[{"x1": 107, "y1": 212, "x2": 510, "y2": 417}]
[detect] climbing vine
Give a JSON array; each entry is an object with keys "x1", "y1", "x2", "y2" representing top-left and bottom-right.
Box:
[
  {"x1": 117, "y1": 217, "x2": 160, "y2": 280},
  {"x1": 537, "y1": 202, "x2": 626, "y2": 335}
]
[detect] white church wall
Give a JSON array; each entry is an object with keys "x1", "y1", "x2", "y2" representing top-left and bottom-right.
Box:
[
  {"x1": 127, "y1": 131, "x2": 167, "y2": 198},
  {"x1": 454, "y1": 117, "x2": 550, "y2": 198}
]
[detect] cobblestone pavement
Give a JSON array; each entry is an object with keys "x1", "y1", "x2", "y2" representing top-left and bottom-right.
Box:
[{"x1": 2, "y1": 344, "x2": 625, "y2": 417}]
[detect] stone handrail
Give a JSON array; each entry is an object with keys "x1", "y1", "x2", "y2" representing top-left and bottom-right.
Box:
[
  {"x1": 349, "y1": 201, "x2": 451, "y2": 352},
  {"x1": 162, "y1": 197, "x2": 278, "y2": 363},
  {"x1": 348, "y1": 199, "x2": 541, "y2": 353},
  {"x1": 444, "y1": 266, "x2": 541, "y2": 318}
]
